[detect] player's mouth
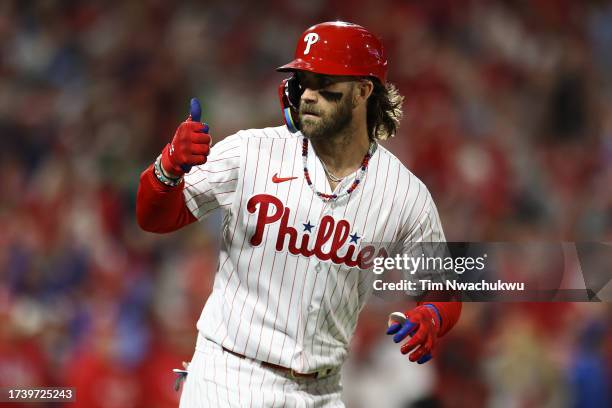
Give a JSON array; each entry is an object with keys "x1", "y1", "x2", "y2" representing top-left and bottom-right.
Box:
[{"x1": 301, "y1": 110, "x2": 320, "y2": 118}]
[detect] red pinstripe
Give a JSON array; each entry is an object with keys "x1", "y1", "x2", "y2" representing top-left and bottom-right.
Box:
[
  {"x1": 219, "y1": 138, "x2": 263, "y2": 347},
  {"x1": 337, "y1": 157, "x2": 394, "y2": 328},
  {"x1": 184, "y1": 176, "x2": 208, "y2": 189},
  {"x1": 331, "y1": 273, "x2": 359, "y2": 346},
  {"x1": 207, "y1": 155, "x2": 240, "y2": 163},
  {"x1": 202, "y1": 166, "x2": 240, "y2": 174},
  {"x1": 275, "y1": 184, "x2": 318, "y2": 365},
  {"x1": 316, "y1": 150, "x2": 383, "y2": 360},
  {"x1": 263, "y1": 147, "x2": 309, "y2": 364},
  {"x1": 210, "y1": 136, "x2": 250, "y2": 339},
  {"x1": 209, "y1": 177, "x2": 238, "y2": 184},
  {"x1": 214, "y1": 144, "x2": 241, "y2": 157},
  {"x1": 379, "y1": 159, "x2": 401, "y2": 238},
  {"x1": 399, "y1": 182, "x2": 422, "y2": 240},
  {"x1": 248, "y1": 136, "x2": 290, "y2": 357},
  {"x1": 357, "y1": 151, "x2": 391, "y2": 253},
  {"x1": 194, "y1": 190, "x2": 235, "y2": 210},
  {"x1": 289, "y1": 150, "x2": 328, "y2": 371},
  {"x1": 309, "y1": 148, "x2": 377, "y2": 369},
  {"x1": 235, "y1": 138, "x2": 276, "y2": 354},
  {"x1": 224, "y1": 352, "x2": 231, "y2": 405},
  {"x1": 212, "y1": 345, "x2": 220, "y2": 406},
  {"x1": 186, "y1": 180, "x2": 236, "y2": 204},
  {"x1": 391, "y1": 171, "x2": 414, "y2": 240},
  {"x1": 403, "y1": 188, "x2": 428, "y2": 240}
]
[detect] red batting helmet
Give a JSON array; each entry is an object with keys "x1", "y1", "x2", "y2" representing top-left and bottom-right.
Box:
[
  {"x1": 277, "y1": 21, "x2": 388, "y2": 83},
  {"x1": 277, "y1": 21, "x2": 388, "y2": 133}
]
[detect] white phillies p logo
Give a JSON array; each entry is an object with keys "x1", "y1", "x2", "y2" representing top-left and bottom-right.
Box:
[{"x1": 303, "y1": 33, "x2": 320, "y2": 55}]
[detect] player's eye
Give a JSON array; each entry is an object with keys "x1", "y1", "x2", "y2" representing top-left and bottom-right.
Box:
[
  {"x1": 319, "y1": 90, "x2": 343, "y2": 101},
  {"x1": 319, "y1": 77, "x2": 332, "y2": 88}
]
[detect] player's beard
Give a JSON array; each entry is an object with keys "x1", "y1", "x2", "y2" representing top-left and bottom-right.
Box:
[{"x1": 298, "y1": 94, "x2": 353, "y2": 141}]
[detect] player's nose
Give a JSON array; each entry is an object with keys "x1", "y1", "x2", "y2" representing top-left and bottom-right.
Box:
[{"x1": 300, "y1": 87, "x2": 319, "y2": 104}]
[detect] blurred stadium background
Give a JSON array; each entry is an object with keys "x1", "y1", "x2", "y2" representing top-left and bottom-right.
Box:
[{"x1": 1, "y1": 1, "x2": 611, "y2": 407}]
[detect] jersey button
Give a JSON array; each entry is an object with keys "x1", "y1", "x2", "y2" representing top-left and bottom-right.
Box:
[{"x1": 315, "y1": 264, "x2": 322, "y2": 273}]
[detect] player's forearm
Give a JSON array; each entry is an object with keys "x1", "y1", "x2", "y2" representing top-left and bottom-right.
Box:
[{"x1": 136, "y1": 164, "x2": 197, "y2": 233}]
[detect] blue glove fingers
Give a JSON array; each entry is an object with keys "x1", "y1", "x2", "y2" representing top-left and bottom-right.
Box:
[
  {"x1": 195, "y1": 123, "x2": 209, "y2": 133},
  {"x1": 190, "y1": 98, "x2": 202, "y2": 122},
  {"x1": 393, "y1": 321, "x2": 417, "y2": 343},
  {"x1": 386, "y1": 323, "x2": 401, "y2": 335},
  {"x1": 417, "y1": 353, "x2": 432, "y2": 364},
  {"x1": 183, "y1": 98, "x2": 205, "y2": 173}
]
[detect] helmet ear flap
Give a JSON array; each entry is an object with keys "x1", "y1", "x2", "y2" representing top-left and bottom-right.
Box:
[
  {"x1": 286, "y1": 75, "x2": 302, "y2": 108},
  {"x1": 278, "y1": 75, "x2": 302, "y2": 133}
]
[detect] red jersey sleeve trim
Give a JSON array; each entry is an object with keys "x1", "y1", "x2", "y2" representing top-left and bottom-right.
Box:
[{"x1": 136, "y1": 164, "x2": 197, "y2": 233}]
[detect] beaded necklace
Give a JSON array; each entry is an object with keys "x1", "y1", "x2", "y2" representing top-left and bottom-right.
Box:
[{"x1": 302, "y1": 137, "x2": 375, "y2": 202}]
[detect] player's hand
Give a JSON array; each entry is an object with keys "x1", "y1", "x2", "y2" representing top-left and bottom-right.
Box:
[
  {"x1": 386, "y1": 305, "x2": 440, "y2": 364},
  {"x1": 160, "y1": 98, "x2": 211, "y2": 177}
]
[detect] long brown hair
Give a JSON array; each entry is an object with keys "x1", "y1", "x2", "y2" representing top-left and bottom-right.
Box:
[{"x1": 366, "y1": 79, "x2": 404, "y2": 140}]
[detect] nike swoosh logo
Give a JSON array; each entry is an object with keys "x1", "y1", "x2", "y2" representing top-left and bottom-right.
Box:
[{"x1": 272, "y1": 173, "x2": 298, "y2": 183}]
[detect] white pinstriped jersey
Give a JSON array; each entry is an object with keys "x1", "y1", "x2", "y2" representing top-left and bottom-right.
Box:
[{"x1": 183, "y1": 125, "x2": 444, "y2": 374}]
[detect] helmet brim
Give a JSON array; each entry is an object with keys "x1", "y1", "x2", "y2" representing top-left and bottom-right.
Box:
[
  {"x1": 276, "y1": 59, "x2": 315, "y2": 73},
  {"x1": 277, "y1": 58, "x2": 354, "y2": 76},
  {"x1": 277, "y1": 58, "x2": 386, "y2": 83}
]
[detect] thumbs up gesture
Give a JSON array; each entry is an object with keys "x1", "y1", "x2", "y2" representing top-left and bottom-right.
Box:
[{"x1": 160, "y1": 98, "x2": 211, "y2": 178}]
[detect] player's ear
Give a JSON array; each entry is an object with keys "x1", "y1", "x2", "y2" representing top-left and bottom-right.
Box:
[
  {"x1": 353, "y1": 79, "x2": 373, "y2": 107},
  {"x1": 359, "y1": 79, "x2": 374, "y2": 100}
]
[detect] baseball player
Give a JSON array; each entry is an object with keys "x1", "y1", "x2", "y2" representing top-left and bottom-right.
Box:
[{"x1": 137, "y1": 21, "x2": 461, "y2": 407}]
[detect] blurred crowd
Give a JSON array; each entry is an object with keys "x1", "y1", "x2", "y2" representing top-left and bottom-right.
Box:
[{"x1": 0, "y1": 1, "x2": 611, "y2": 407}]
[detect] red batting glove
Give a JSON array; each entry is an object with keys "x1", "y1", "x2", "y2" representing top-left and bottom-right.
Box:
[
  {"x1": 386, "y1": 305, "x2": 441, "y2": 364},
  {"x1": 160, "y1": 98, "x2": 211, "y2": 178}
]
